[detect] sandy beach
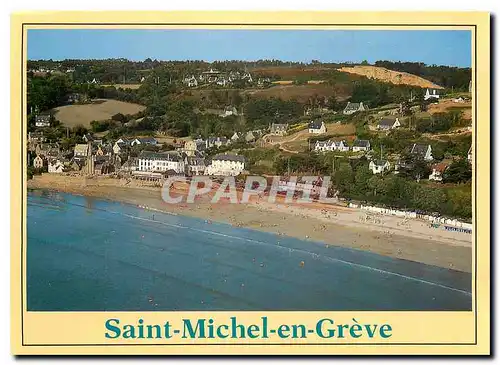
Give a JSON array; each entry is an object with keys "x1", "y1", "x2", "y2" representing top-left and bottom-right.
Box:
[{"x1": 27, "y1": 173, "x2": 473, "y2": 273}]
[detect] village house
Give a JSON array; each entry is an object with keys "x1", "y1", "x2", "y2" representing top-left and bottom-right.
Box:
[
  {"x1": 221, "y1": 106, "x2": 238, "y2": 118},
  {"x1": 67, "y1": 93, "x2": 84, "y2": 103},
  {"x1": 184, "y1": 139, "x2": 207, "y2": 156},
  {"x1": 352, "y1": 139, "x2": 371, "y2": 152},
  {"x1": 242, "y1": 72, "x2": 253, "y2": 83},
  {"x1": 245, "y1": 131, "x2": 257, "y2": 143},
  {"x1": 410, "y1": 143, "x2": 433, "y2": 161},
  {"x1": 378, "y1": 117, "x2": 401, "y2": 130},
  {"x1": 334, "y1": 140, "x2": 350, "y2": 152},
  {"x1": 113, "y1": 138, "x2": 134, "y2": 154},
  {"x1": 314, "y1": 140, "x2": 349, "y2": 153},
  {"x1": 308, "y1": 120, "x2": 327, "y2": 134},
  {"x1": 343, "y1": 102, "x2": 367, "y2": 115},
  {"x1": 70, "y1": 157, "x2": 85, "y2": 172},
  {"x1": 429, "y1": 162, "x2": 450, "y2": 182},
  {"x1": 82, "y1": 133, "x2": 94, "y2": 143},
  {"x1": 93, "y1": 155, "x2": 115, "y2": 175},
  {"x1": 205, "y1": 153, "x2": 245, "y2": 176},
  {"x1": 206, "y1": 136, "x2": 230, "y2": 149},
  {"x1": 424, "y1": 88, "x2": 441, "y2": 101},
  {"x1": 48, "y1": 158, "x2": 66, "y2": 173},
  {"x1": 231, "y1": 132, "x2": 241, "y2": 142},
  {"x1": 186, "y1": 156, "x2": 206, "y2": 176},
  {"x1": 314, "y1": 140, "x2": 336, "y2": 152},
  {"x1": 28, "y1": 131, "x2": 46, "y2": 143},
  {"x1": 130, "y1": 137, "x2": 158, "y2": 147},
  {"x1": 183, "y1": 75, "x2": 198, "y2": 87},
  {"x1": 270, "y1": 123, "x2": 289, "y2": 136},
  {"x1": 35, "y1": 143, "x2": 60, "y2": 158},
  {"x1": 137, "y1": 151, "x2": 185, "y2": 174},
  {"x1": 468, "y1": 145, "x2": 473, "y2": 164},
  {"x1": 369, "y1": 159, "x2": 390, "y2": 174},
  {"x1": 35, "y1": 114, "x2": 51, "y2": 128},
  {"x1": 33, "y1": 155, "x2": 47, "y2": 169},
  {"x1": 120, "y1": 157, "x2": 138, "y2": 173},
  {"x1": 74, "y1": 144, "x2": 90, "y2": 160}
]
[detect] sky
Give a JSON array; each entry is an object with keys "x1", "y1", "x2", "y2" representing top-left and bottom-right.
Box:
[{"x1": 28, "y1": 29, "x2": 472, "y2": 67}]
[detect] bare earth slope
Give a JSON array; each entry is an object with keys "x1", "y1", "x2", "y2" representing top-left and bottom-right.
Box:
[
  {"x1": 338, "y1": 65, "x2": 444, "y2": 89},
  {"x1": 53, "y1": 99, "x2": 146, "y2": 128}
]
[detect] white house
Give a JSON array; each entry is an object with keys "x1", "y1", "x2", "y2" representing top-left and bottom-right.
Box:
[
  {"x1": 314, "y1": 140, "x2": 349, "y2": 153},
  {"x1": 424, "y1": 88, "x2": 441, "y2": 101},
  {"x1": 352, "y1": 139, "x2": 371, "y2": 152},
  {"x1": 33, "y1": 155, "x2": 46, "y2": 169},
  {"x1": 343, "y1": 102, "x2": 367, "y2": 115},
  {"x1": 205, "y1": 154, "x2": 245, "y2": 176},
  {"x1": 184, "y1": 76, "x2": 198, "y2": 87},
  {"x1": 35, "y1": 114, "x2": 51, "y2": 128},
  {"x1": 137, "y1": 151, "x2": 185, "y2": 174},
  {"x1": 130, "y1": 137, "x2": 158, "y2": 147},
  {"x1": 369, "y1": 160, "x2": 390, "y2": 174},
  {"x1": 378, "y1": 117, "x2": 400, "y2": 130},
  {"x1": 231, "y1": 132, "x2": 241, "y2": 142},
  {"x1": 314, "y1": 140, "x2": 336, "y2": 152},
  {"x1": 468, "y1": 145, "x2": 473, "y2": 164},
  {"x1": 308, "y1": 120, "x2": 327, "y2": 134},
  {"x1": 410, "y1": 143, "x2": 433, "y2": 161},
  {"x1": 48, "y1": 159, "x2": 65, "y2": 173},
  {"x1": 334, "y1": 140, "x2": 350, "y2": 152},
  {"x1": 429, "y1": 162, "x2": 449, "y2": 182},
  {"x1": 221, "y1": 106, "x2": 238, "y2": 118}
]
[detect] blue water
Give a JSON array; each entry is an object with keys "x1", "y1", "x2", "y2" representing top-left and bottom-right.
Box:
[{"x1": 27, "y1": 190, "x2": 472, "y2": 311}]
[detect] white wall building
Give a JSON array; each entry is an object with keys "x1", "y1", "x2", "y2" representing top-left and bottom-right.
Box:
[
  {"x1": 137, "y1": 151, "x2": 185, "y2": 173},
  {"x1": 369, "y1": 160, "x2": 390, "y2": 174},
  {"x1": 205, "y1": 154, "x2": 245, "y2": 176}
]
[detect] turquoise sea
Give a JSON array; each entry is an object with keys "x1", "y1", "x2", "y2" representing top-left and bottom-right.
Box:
[{"x1": 27, "y1": 190, "x2": 472, "y2": 311}]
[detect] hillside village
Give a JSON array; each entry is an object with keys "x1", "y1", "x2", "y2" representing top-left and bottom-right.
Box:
[{"x1": 27, "y1": 59, "x2": 473, "y2": 220}]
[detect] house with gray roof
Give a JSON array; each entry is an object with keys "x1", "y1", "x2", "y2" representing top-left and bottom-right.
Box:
[
  {"x1": 352, "y1": 139, "x2": 371, "y2": 152},
  {"x1": 410, "y1": 143, "x2": 433, "y2": 161},
  {"x1": 270, "y1": 123, "x2": 289, "y2": 136},
  {"x1": 343, "y1": 102, "x2": 367, "y2": 115},
  {"x1": 378, "y1": 117, "x2": 401, "y2": 130},
  {"x1": 308, "y1": 120, "x2": 327, "y2": 134}
]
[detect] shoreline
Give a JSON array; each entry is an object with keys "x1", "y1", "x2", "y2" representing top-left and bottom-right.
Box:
[{"x1": 27, "y1": 174, "x2": 472, "y2": 273}]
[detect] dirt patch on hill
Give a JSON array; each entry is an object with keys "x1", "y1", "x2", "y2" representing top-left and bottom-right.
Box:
[
  {"x1": 427, "y1": 98, "x2": 472, "y2": 120},
  {"x1": 53, "y1": 99, "x2": 146, "y2": 128},
  {"x1": 338, "y1": 65, "x2": 444, "y2": 89}
]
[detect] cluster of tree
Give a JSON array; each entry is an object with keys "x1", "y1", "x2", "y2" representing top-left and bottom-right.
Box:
[
  {"x1": 334, "y1": 161, "x2": 471, "y2": 219},
  {"x1": 27, "y1": 75, "x2": 71, "y2": 113},
  {"x1": 415, "y1": 110, "x2": 466, "y2": 133},
  {"x1": 373, "y1": 60, "x2": 471, "y2": 91},
  {"x1": 244, "y1": 98, "x2": 303, "y2": 127}
]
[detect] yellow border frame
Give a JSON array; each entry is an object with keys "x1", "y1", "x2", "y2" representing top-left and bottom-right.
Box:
[{"x1": 11, "y1": 11, "x2": 490, "y2": 355}]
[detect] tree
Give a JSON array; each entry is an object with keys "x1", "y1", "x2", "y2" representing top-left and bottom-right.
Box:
[{"x1": 443, "y1": 159, "x2": 472, "y2": 184}]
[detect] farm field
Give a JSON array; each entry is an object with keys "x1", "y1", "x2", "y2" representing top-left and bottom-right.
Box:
[{"x1": 53, "y1": 99, "x2": 146, "y2": 128}]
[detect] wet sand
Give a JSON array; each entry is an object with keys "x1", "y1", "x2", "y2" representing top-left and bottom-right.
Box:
[{"x1": 27, "y1": 174, "x2": 473, "y2": 273}]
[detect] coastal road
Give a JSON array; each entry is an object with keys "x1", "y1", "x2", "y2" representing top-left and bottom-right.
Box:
[{"x1": 27, "y1": 192, "x2": 472, "y2": 311}]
